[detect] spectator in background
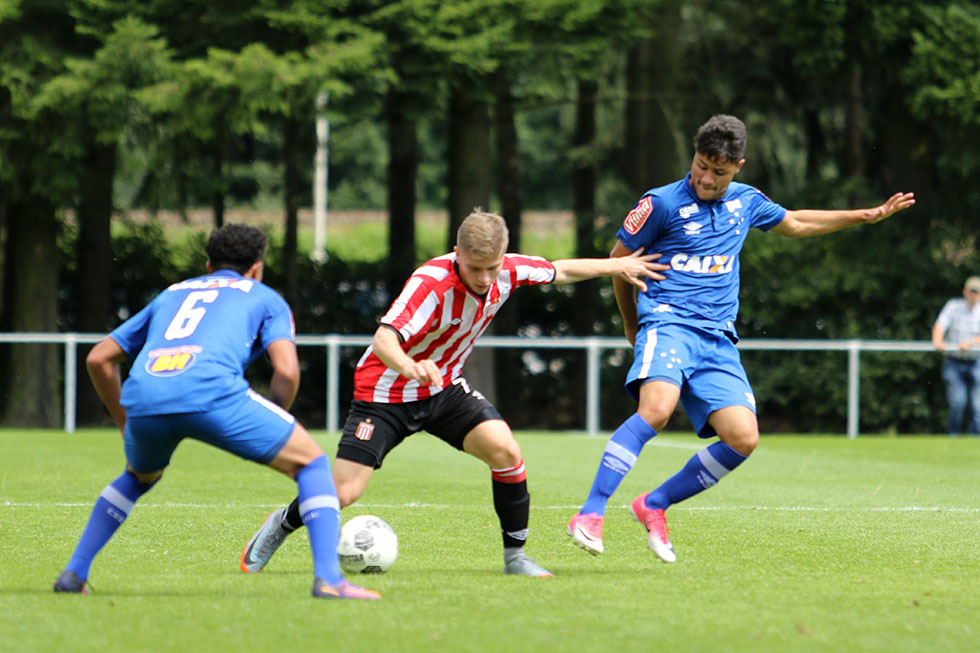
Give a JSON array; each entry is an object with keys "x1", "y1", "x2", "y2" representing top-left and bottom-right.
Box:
[{"x1": 931, "y1": 276, "x2": 980, "y2": 436}]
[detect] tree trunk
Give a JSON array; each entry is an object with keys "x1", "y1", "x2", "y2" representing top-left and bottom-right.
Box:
[
  {"x1": 1, "y1": 203, "x2": 61, "y2": 427},
  {"x1": 624, "y1": 1, "x2": 681, "y2": 194},
  {"x1": 844, "y1": 64, "x2": 865, "y2": 183},
  {"x1": 282, "y1": 115, "x2": 302, "y2": 306},
  {"x1": 75, "y1": 134, "x2": 117, "y2": 425},
  {"x1": 446, "y1": 86, "x2": 492, "y2": 249},
  {"x1": 495, "y1": 72, "x2": 522, "y2": 254},
  {"x1": 492, "y1": 71, "x2": 525, "y2": 421},
  {"x1": 385, "y1": 89, "x2": 419, "y2": 298},
  {"x1": 211, "y1": 136, "x2": 225, "y2": 228},
  {"x1": 446, "y1": 84, "x2": 494, "y2": 402}
]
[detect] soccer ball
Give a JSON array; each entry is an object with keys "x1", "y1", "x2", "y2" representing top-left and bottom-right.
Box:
[{"x1": 338, "y1": 514, "x2": 398, "y2": 573}]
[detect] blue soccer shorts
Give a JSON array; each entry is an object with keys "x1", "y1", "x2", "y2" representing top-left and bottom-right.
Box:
[
  {"x1": 124, "y1": 388, "x2": 297, "y2": 473},
  {"x1": 625, "y1": 322, "x2": 757, "y2": 438}
]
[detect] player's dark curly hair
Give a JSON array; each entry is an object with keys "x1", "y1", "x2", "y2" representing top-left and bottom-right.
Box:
[
  {"x1": 205, "y1": 224, "x2": 267, "y2": 274},
  {"x1": 694, "y1": 114, "x2": 746, "y2": 162}
]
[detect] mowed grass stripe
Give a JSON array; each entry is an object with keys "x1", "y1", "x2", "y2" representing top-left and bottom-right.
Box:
[{"x1": 0, "y1": 430, "x2": 977, "y2": 653}]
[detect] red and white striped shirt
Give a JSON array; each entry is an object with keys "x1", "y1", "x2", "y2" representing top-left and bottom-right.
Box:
[{"x1": 354, "y1": 252, "x2": 556, "y2": 403}]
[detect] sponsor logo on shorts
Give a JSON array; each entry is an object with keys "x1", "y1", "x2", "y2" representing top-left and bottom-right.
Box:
[
  {"x1": 623, "y1": 196, "x2": 653, "y2": 234},
  {"x1": 355, "y1": 420, "x2": 375, "y2": 441},
  {"x1": 145, "y1": 345, "x2": 202, "y2": 377}
]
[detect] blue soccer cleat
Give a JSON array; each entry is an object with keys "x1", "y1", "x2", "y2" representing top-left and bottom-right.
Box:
[{"x1": 53, "y1": 569, "x2": 89, "y2": 594}]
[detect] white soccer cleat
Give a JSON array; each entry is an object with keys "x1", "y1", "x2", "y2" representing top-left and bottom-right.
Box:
[
  {"x1": 503, "y1": 550, "x2": 554, "y2": 577},
  {"x1": 240, "y1": 508, "x2": 290, "y2": 573},
  {"x1": 630, "y1": 493, "x2": 676, "y2": 563},
  {"x1": 567, "y1": 512, "x2": 604, "y2": 555}
]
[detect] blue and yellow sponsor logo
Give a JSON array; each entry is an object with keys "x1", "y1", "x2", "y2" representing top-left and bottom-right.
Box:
[{"x1": 145, "y1": 346, "x2": 202, "y2": 377}]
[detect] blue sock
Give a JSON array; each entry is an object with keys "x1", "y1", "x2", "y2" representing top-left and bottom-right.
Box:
[
  {"x1": 582, "y1": 414, "x2": 658, "y2": 515},
  {"x1": 66, "y1": 470, "x2": 156, "y2": 581},
  {"x1": 296, "y1": 455, "x2": 343, "y2": 584},
  {"x1": 647, "y1": 441, "x2": 747, "y2": 510}
]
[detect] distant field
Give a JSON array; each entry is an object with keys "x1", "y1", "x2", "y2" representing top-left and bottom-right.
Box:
[
  {"x1": 127, "y1": 208, "x2": 579, "y2": 263},
  {"x1": 1, "y1": 430, "x2": 978, "y2": 652}
]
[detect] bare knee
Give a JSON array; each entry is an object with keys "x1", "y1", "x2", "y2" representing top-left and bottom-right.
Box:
[
  {"x1": 482, "y1": 438, "x2": 522, "y2": 470},
  {"x1": 723, "y1": 429, "x2": 758, "y2": 456},
  {"x1": 335, "y1": 483, "x2": 363, "y2": 509},
  {"x1": 636, "y1": 406, "x2": 672, "y2": 432}
]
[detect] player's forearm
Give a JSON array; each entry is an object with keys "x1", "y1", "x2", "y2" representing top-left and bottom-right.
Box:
[
  {"x1": 269, "y1": 372, "x2": 299, "y2": 410},
  {"x1": 87, "y1": 362, "x2": 127, "y2": 431},
  {"x1": 551, "y1": 258, "x2": 619, "y2": 284},
  {"x1": 265, "y1": 339, "x2": 300, "y2": 409},
  {"x1": 612, "y1": 276, "x2": 639, "y2": 332},
  {"x1": 372, "y1": 326, "x2": 416, "y2": 377},
  {"x1": 775, "y1": 208, "x2": 878, "y2": 238},
  {"x1": 86, "y1": 338, "x2": 128, "y2": 432}
]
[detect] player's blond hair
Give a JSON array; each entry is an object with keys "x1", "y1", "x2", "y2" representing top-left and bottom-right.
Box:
[{"x1": 456, "y1": 209, "x2": 508, "y2": 258}]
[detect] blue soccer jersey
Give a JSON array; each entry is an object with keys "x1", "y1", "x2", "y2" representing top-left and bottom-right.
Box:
[
  {"x1": 110, "y1": 269, "x2": 296, "y2": 417},
  {"x1": 617, "y1": 174, "x2": 786, "y2": 337}
]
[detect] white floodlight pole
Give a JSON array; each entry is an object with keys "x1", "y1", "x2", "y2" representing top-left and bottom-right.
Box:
[{"x1": 312, "y1": 90, "x2": 329, "y2": 263}]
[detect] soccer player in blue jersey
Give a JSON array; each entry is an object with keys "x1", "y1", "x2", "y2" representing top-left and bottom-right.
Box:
[
  {"x1": 53, "y1": 224, "x2": 379, "y2": 599},
  {"x1": 567, "y1": 114, "x2": 915, "y2": 562}
]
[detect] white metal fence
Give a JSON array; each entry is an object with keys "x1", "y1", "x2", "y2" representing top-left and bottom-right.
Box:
[{"x1": 0, "y1": 332, "x2": 937, "y2": 438}]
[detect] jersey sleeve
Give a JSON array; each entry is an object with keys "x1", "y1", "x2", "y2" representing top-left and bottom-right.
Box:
[
  {"x1": 747, "y1": 188, "x2": 788, "y2": 231},
  {"x1": 257, "y1": 291, "x2": 296, "y2": 350},
  {"x1": 108, "y1": 300, "x2": 155, "y2": 358},
  {"x1": 379, "y1": 273, "x2": 441, "y2": 342},
  {"x1": 505, "y1": 254, "x2": 556, "y2": 287},
  {"x1": 616, "y1": 193, "x2": 665, "y2": 252}
]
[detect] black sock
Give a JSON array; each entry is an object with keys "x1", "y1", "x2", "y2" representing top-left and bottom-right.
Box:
[
  {"x1": 283, "y1": 497, "x2": 303, "y2": 531},
  {"x1": 492, "y1": 479, "x2": 530, "y2": 549}
]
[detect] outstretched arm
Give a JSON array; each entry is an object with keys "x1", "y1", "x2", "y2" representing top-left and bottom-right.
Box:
[
  {"x1": 771, "y1": 191, "x2": 915, "y2": 238},
  {"x1": 551, "y1": 248, "x2": 669, "y2": 291},
  {"x1": 86, "y1": 337, "x2": 129, "y2": 434}
]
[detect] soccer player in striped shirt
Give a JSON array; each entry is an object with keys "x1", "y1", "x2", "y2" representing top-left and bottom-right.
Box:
[
  {"x1": 567, "y1": 114, "x2": 915, "y2": 563},
  {"x1": 240, "y1": 209, "x2": 668, "y2": 577}
]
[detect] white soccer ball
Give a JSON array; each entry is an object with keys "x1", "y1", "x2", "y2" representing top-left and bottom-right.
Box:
[{"x1": 338, "y1": 514, "x2": 398, "y2": 573}]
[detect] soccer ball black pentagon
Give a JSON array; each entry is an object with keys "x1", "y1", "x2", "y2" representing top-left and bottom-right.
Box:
[{"x1": 338, "y1": 514, "x2": 398, "y2": 573}]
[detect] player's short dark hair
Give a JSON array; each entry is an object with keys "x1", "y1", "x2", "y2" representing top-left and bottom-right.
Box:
[
  {"x1": 694, "y1": 115, "x2": 747, "y2": 162},
  {"x1": 205, "y1": 224, "x2": 267, "y2": 274}
]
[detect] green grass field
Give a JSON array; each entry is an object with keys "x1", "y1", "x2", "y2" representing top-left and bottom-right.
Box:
[{"x1": 1, "y1": 430, "x2": 978, "y2": 652}]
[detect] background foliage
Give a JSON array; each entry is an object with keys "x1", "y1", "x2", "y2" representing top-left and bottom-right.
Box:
[{"x1": 2, "y1": 0, "x2": 979, "y2": 432}]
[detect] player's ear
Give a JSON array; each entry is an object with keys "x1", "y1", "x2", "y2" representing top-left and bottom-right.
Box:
[{"x1": 246, "y1": 260, "x2": 264, "y2": 281}]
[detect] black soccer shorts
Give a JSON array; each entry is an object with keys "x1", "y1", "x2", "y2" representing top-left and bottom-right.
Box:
[{"x1": 336, "y1": 377, "x2": 503, "y2": 469}]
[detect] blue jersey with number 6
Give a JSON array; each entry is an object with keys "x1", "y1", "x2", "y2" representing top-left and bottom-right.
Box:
[{"x1": 109, "y1": 269, "x2": 296, "y2": 417}]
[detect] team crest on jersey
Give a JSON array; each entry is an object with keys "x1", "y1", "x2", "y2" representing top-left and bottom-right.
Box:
[
  {"x1": 725, "y1": 198, "x2": 743, "y2": 216},
  {"x1": 354, "y1": 419, "x2": 375, "y2": 441},
  {"x1": 623, "y1": 196, "x2": 652, "y2": 234},
  {"x1": 145, "y1": 345, "x2": 202, "y2": 377}
]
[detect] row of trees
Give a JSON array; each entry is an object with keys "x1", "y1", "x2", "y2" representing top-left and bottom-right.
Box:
[{"x1": 2, "y1": 0, "x2": 980, "y2": 430}]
